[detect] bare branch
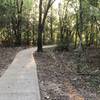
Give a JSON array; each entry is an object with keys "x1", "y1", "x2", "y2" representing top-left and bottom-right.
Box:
[
  {"x1": 50, "y1": 0, "x2": 56, "y2": 7},
  {"x1": 42, "y1": 0, "x2": 55, "y2": 26}
]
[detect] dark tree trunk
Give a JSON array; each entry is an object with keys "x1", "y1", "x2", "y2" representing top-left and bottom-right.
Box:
[
  {"x1": 15, "y1": 16, "x2": 21, "y2": 46},
  {"x1": 14, "y1": 0, "x2": 23, "y2": 46},
  {"x1": 37, "y1": 0, "x2": 55, "y2": 52},
  {"x1": 50, "y1": 7, "x2": 53, "y2": 43},
  {"x1": 37, "y1": 24, "x2": 43, "y2": 52},
  {"x1": 15, "y1": 32, "x2": 21, "y2": 46},
  {"x1": 79, "y1": 0, "x2": 83, "y2": 50},
  {"x1": 43, "y1": 31, "x2": 46, "y2": 45},
  {"x1": 95, "y1": 20, "x2": 98, "y2": 47},
  {"x1": 75, "y1": 13, "x2": 78, "y2": 48},
  {"x1": 85, "y1": 31, "x2": 89, "y2": 47},
  {"x1": 37, "y1": 0, "x2": 43, "y2": 52},
  {"x1": 90, "y1": 22, "x2": 94, "y2": 45},
  {"x1": 75, "y1": 32, "x2": 78, "y2": 48},
  {"x1": 66, "y1": 29, "x2": 70, "y2": 50},
  {"x1": 32, "y1": 25, "x2": 35, "y2": 46}
]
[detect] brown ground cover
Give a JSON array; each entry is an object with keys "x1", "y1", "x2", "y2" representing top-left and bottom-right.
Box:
[
  {"x1": 0, "y1": 47, "x2": 26, "y2": 77},
  {"x1": 34, "y1": 47, "x2": 100, "y2": 100}
]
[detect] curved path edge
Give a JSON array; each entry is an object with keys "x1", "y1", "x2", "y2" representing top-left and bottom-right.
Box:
[{"x1": 0, "y1": 47, "x2": 40, "y2": 100}]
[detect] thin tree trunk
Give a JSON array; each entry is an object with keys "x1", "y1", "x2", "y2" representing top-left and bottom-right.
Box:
[
  {"x1": 32, "y1": 25, "x2": 35, "y2": 45},
  {"x1": 79, "y1": 0, "x2": 83, "y2": 50},
  {"x1": 75, "y1": 13, "x2": 78, "y2": 48},
  {"x1": 85, "y1": 31, "x2": 89, "y2": 47},
  {"x1": 50, "y1": 7, "x2": 53, "y2": 43}
]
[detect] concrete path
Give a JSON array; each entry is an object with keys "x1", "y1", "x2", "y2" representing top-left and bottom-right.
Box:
[{"x1": 0, "y1": 48, "x2": 40, "y2": 100}]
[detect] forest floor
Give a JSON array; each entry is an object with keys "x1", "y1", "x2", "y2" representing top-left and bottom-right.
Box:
[
  {"x1": 0, "y1": 47, "x2": 26, "y2": 77},
  {"x1": 34, "y1": 47, "x2": 100, "y2": 100},
  {"x1": 0, "y1": 46, "x2": 100, "y2": 100}
]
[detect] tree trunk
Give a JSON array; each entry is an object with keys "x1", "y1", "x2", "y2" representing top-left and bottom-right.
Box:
[
  {"x1": 15, "y1": 0, "x2": 23, "y2": 46},
  {"x1": 79, "y1": 0, "x2": 83, "y2": 50},
  {"x1": 85, "y1": 31, "x2": 89, "y2": 47},
  {"x1": 75, "y1": 13, "x2": 78, "y2": 48},
  {"x1": 37, "y1": 0, "x2": 55, "y2": 52},
  {"x1": 75, "y1": 32, "x2": 78, "y2": 48},
  {"x1": 32, "y1": 25, "x2": 35, "y2": 46},
  {"x1": 15, "y1": 16, "x2": 21, "y2": 46},
  {"x1": 37, "y1": 24, "x2": 43, "y2": 52},
  {"x1": 50, "y1": 7, "x2": 53, "y2": 43},
  {"x1": 90, "y1": 21, "x2": 94, "y2": 45},
  {"x1": 95, "y1": 21, "x2": 98, "y2": 47},
  {"x1": 37, "y1": 0, "x2": 43, "y2": 52}
]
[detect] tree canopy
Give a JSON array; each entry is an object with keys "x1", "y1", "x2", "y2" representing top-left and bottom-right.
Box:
[{"x1": 0, "y1": 0, "x2": 99, "y2": 50}]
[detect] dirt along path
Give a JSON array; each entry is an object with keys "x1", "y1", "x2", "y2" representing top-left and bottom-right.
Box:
[{"x1": 34, "y1": 47, "x2": 100, "y2": 100}]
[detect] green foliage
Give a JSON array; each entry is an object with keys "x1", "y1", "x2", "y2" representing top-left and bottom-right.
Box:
[
  {"x1": 56, "y1": 40, "x2": 69, "y2": 51},
  {"x1": 0, "y1": 0, "x2": 99, "y2": 47},
  {"x1": 89, "y1": 0, "x2": 99, "y2": 7}
]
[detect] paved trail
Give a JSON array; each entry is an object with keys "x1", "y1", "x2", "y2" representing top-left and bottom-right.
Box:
[{"x1": 0, "y1": 48, "x2": 40, "y2": 100}]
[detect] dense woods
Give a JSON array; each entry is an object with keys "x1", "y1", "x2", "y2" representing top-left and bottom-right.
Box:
[
  {"x1": 0, "y1": 0, "x2": 99, "y2": 50},
  {"x1": 0, "y1": 0, "x2": 100, "y2": 99}
]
